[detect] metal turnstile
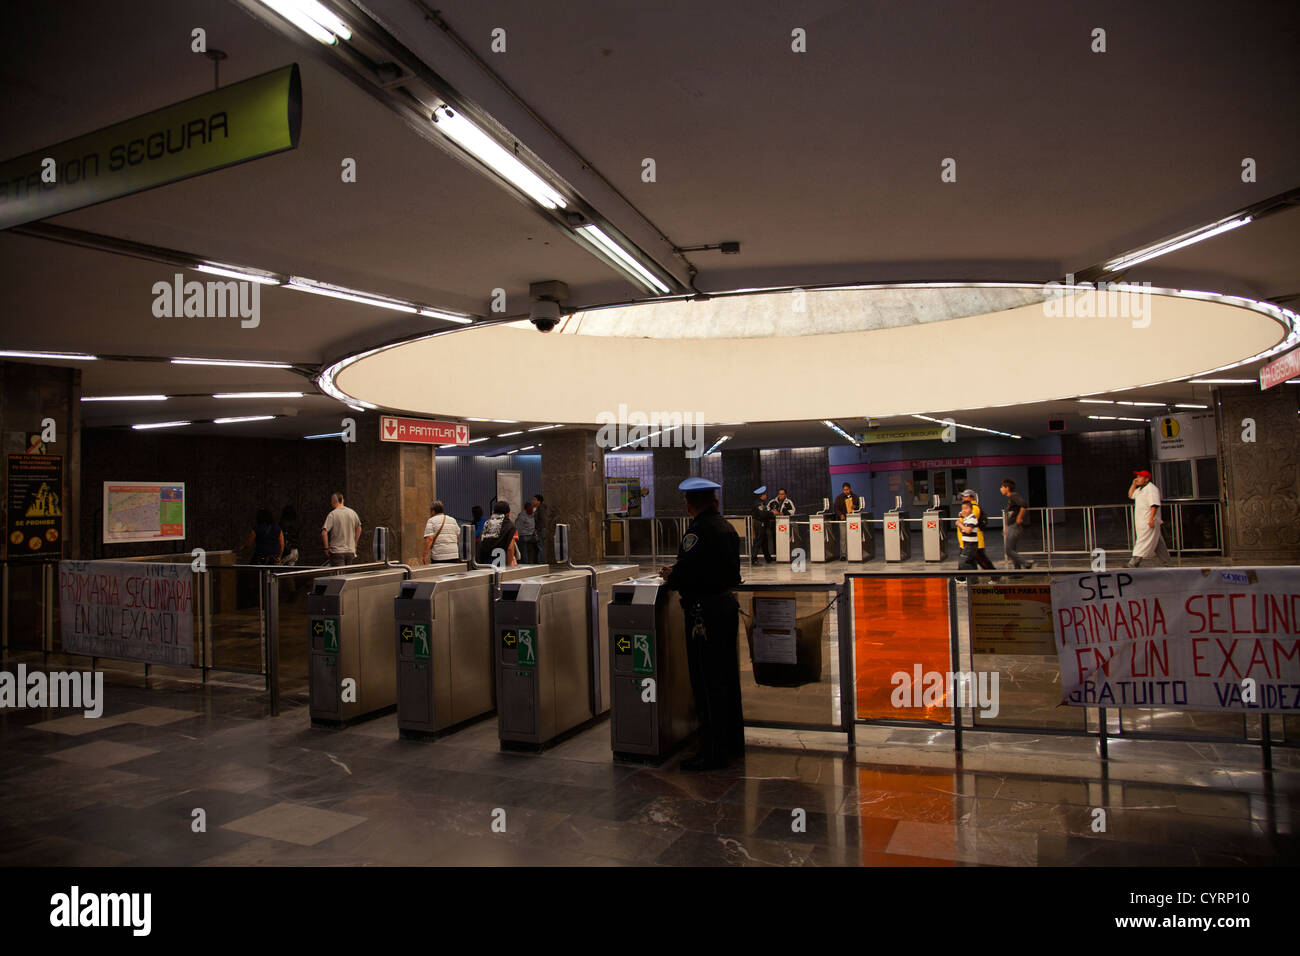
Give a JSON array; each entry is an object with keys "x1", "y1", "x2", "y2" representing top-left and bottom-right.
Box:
[
  {"x1": 607, "y1": 578, "x2": 696, "y2": 761},
  {"x1": 922, "y1": 508, "x2": 947, "y2": 562},
  {"x1": 809, "y1": 517, "x2": 826, "y2": 563},
  {"x1": 308, "y1": 563, "x2": 464, "y2": 726},
  {"x1": 845, "y1": 513, "x2": 864, "y2": 561},
  {"x1": 496, "y1": 564, "x2": 637, "y2": 749},
  {"x1": 883, "y1": 509, "x2": 911, "y2": 562},
  {"x1": 774, "y1": 516, "x2": 792, "y2": 562},
  {"x1": 393, "y1": 564, "x2": 544, "y2": 738}
]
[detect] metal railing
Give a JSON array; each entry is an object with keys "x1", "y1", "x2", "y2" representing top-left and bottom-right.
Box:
[
  {"x1": 603, "y1": 501, "x2": 1222, "y2": 564},
  {"x1": 845, "y1": 567, "x2": 1286, "y2": 768}
]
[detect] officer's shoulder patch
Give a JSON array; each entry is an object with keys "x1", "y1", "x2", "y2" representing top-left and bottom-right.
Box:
[{"x1": 682, "y1": 533, "x2": 699, "y2": 551}]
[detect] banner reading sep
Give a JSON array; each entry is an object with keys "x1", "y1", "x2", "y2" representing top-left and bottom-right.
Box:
[{"x1": 1050, "y1": 568, "x2": 1300, "y2": 712}]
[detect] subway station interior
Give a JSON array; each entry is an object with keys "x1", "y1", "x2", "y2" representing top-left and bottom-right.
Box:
[{"x1": 2, "y1": 0, "x2": 1299, "y2": 892}]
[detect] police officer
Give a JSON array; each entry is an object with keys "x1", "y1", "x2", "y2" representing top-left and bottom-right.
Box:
[
  {"x1": 751, "y1": 485, "x2": 774, "y2": 563},
  {"x1": 660, "y1": 477, "x2": 744, "y2": 771}
]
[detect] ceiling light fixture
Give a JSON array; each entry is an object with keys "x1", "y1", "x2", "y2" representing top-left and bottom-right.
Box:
[
  {"x1": 1102, "y1": 215, "x2": 1253, "y2": 273},
  {"x1": 822, "y1": 420, "x2": 857, "y2": 444},
  {"x1": 431, "y1": 105, "x2": 566, "y2": 210},
  {"x1": 527, "y1": 424, "x2": 562, "y2": 432},
  {"x1": 255, "y1": 0, "x2": 352, "y2": 45},
  {"x1": 195, "y1": 264, "x2": 281, "y2": 285},
  {"x1": 575, "y1": 224, "x2": 671, "y2": 295},
  {"x1": 132, "y1": 421, "x2": 191, "y2": 430},
  {"x1": 464, "y1": 437, "x2": 489, "y2": 445},
  {"x1": 1077, "y1": 399, "x2": 1114, "y2": 405},
  {"x1": 0, "y1": 349, "x2": 97, "y2": 361},
  {"x1": 214, "y1": 415, "x2": 277, "y2": 424},
  {"x1": 1115, "y1": 401, "x2": 1167, "y2": 407},
  {"x1": 171, "y1": 357, "x2": 292, "y2": 369},
  {"x1": 497, "y1": 430, "x2": 523, "y2": 437},
  {"x1": 305, "y1": 431, "x2": 346, "y2": 439},
  {"x1": 212, "y1": 392, "x2": 304, "y2": 399},
  {"x1": 286, "y1": 277, "x2": 418, "y2": 314},
  {"x1": 1189, "y1": 378, "x2": 1254, "y2": 384},
  {"x1": 912, "y1": 414, "x2": 1022, "y2": 440},
  {"x1": 1174, "y1": 404, "x2": 1208, "y2": 409},
  {"x1": 418, "y1": 308, "x2": 473, "y2": 325},
  {"x1": 82, "y1": 395, "x2": 168, "y2": 402},
  {"x1": 704, "y1": 435, "x2": 731, "y2": 455}
]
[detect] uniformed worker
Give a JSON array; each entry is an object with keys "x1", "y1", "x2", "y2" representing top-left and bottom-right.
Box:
[
  {"x1": 751, "y1": 485, "x2": 774, "y2": 563},
  {"x1": 660, "y1": 477, "x2": 744, "y2": 771}
]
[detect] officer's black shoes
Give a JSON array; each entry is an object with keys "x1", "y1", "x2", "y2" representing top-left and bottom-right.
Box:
[{"x1": 681, "y1": 753, "x2": 728, "y2": 772}]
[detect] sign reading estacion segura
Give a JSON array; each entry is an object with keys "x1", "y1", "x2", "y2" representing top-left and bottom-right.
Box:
[{"x1": 0, "y1": 64, "x2": 301, "y2": 230}]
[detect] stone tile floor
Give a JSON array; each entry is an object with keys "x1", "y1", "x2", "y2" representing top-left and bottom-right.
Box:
[{"x1": 0, "y1": 661, "x2": 1296, "y2": 866}]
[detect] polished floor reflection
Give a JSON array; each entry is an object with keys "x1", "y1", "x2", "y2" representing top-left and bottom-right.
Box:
[{"x1": 0, "y1": 659, "x2": 1295, "y2": 866}]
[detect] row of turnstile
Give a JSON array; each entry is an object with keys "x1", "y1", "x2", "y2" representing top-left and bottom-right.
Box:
[
  {"x1": 771, "y1": 498, "x2": 952, "y2": 564},
  {"x1": 306, "y1": 528, "x2": 696, "y2": 761}
]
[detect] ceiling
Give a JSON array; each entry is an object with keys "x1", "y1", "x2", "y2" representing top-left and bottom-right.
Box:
[{"x1": 0, "y1": 0, "x2": 1297, "y2": 449}]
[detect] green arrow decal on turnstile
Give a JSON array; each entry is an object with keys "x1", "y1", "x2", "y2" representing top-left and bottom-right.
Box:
[
  {"x1": 413, "y1": 623, "x2": 429, "y2": 661},
  {"x1": 516, "y1": 627, "x2": 536, "y2": 667},
  {"x1": 322, "y1": 618, "x2": 338, "y2": 653},
  {"x1": 632, "y1": 633, "x2": 654, "y2": 675}
]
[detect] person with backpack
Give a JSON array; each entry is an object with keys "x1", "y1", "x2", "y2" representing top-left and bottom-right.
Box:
[
  {"x1": 477, "y1": 501, "x2": 516, "y2": 565},
  {"x1": 999, "y1": 478, "x2": 1035, "y2": 570},
  {"x1": 959, "y1": 489, "x2": 996, "y2": 570}
]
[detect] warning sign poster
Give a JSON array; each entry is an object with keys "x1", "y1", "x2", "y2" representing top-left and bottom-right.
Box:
[{"x1": 6, "y1": 454, "x2": 63, "y2": 560}]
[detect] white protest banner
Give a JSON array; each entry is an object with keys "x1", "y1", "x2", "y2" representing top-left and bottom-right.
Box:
[
  {"x1": 59, "y1": 561, "x2": 195, "y2": 666},
  {"x1": 1051, "y1": 568, "x2": 1300, "y2": 712}
]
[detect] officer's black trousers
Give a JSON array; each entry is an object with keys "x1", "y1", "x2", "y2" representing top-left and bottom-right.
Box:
[
  {"x1": 752, "y1": 521, "x2": 773, "y2": 562},
  {"x1": 683, "y1": 595, "x2": 744, "y2": 762}
]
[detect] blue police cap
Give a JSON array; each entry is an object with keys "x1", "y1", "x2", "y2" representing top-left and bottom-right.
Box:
[
  {"x1": 678, "y1": 478, "x2": 721, "y2": 491},
  {"x1": 753, "y1": 485, "x2": 767, "y2": 495}
]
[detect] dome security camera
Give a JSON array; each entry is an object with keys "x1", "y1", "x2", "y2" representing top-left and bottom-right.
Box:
[{"x1": 530, "y1": 299, "x2": 561, "y2": 332}]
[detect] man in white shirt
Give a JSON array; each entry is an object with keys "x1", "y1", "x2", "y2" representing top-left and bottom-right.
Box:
[
  {"x1": 1127, "y1": 470, "x2": 1171, "y2": 567},
  {"x1": 322, "y1": 492, "x2": 362, "y2": 566},
  {"x1": 422, "y1": 500, "x2": 461, "y2": 563}
]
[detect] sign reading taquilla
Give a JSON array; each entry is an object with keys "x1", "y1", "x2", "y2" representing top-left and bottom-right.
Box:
[{"x1": 0, "y1": 64, "x2": 301, "y2": 230}]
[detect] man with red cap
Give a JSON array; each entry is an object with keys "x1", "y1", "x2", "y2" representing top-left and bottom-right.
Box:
[{"x1": 1127, "y1": 470, "x2": 1171, "y2": 567}]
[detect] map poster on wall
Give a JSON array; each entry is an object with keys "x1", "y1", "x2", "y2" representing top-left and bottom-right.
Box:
[
  {"x1": 59, "y1": 560, "x2": 194, "y2": 665},
  {"x1": 103, "y1": 482, "x2": 186, "y2": 544},
  {"x1": 6, "y1": 455, "x2": 63, "y2": 560}
]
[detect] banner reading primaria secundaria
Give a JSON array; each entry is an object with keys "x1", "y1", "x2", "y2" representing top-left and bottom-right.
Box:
[
  {"x1": 0, "y1": 64, "x2": 301, "y2": 229},
  {"x1": 1051, "y1": 568, "x2": 1300, "y2": 712}
]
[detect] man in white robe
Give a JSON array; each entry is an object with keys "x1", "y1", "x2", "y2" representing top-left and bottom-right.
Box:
[{"x1": 1128, "y1": 470, "x2": 1171, "y2": 567}]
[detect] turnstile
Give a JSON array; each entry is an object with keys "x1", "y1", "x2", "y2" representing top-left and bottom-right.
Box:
[
  {"x1": 607, "y1": 578, "x2": 696, "y2": 762},
  {"x1": 496, "y1": 564, "x2": 637, "y2": 748},
  {"x1": 846, "y1": 513, "x2": 864, "y2": 561},
  {"x1": 393, "y1": 564, "x2": 545, "y2": 738},
  {"x1": 774, "y1": 516, "x2": 792, "y2": 562},
  {"x1": 809, "y1": 517, "x2": 826, "y2": 563},
  {"x1": 922, "y1": 508, "x2": 947, "y2": 562},
  {"x1": 308, "y1": 563, "x2": 464, "y2": 726},
  {"x1": 883, "y1": 509, "x2": 911, "y2": 562}
]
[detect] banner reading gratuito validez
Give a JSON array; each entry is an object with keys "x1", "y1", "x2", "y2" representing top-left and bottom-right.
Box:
[
  {"x1": 0, "y1": 64, "x2": 301, "y2": 229},
  {"x1": 1051, "y1": 568, "x2": 1300, "y2": 712}
]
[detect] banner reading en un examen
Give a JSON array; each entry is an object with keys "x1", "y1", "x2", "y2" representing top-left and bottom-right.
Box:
[
  {"x1": 59, "y1": 561, "x2": 194, "y2": 666},
  {"x1": 1051, "y1": 568, "x2": 1300, "y2": 712}
]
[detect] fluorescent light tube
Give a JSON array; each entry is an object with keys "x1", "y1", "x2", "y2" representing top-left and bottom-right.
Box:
[
  {"x1": 1077, "y1": 399, "x2": 1114, "y2": 404},
  {"x1": 497, "y1": 431, "x2": 523, "y2": 437},
  {"x1": 195, "y1": 264, "x2": 281, "y2": 285},
  {"x1": 575, "y1": 224, "x2": 670, "y2": 294},
  {"x1": 213, "y1": 392, "x2": 303, "y2": 399},
  {"x1": 82, "y1": 395, "x2": 167, "y2": 402},
  {"x1": 704, "y1": 435, "x2": 730, "y2": 455},
  {"x1": 256, "y1": 0, "x2": 351, "y2": 44},
  {"x1": 286, "y1": 277, "x2": 418, "y2": 314},
  {"x1": 0, "y1": 349, "x2": 97, "y2": 360},
  {"x1": 214, "y1": 415, "x2": 276, "y2": 424},
  {"x1": 171, "y1": 357, "x2": 292, "y2": 369},
  {"x1": 911, "y1": 413, "x2": 1022, "y2": 440},
  {"x1": 432, "y1": 106, "x2": 566, "y2": 210},
  {"x1": 418, "y1": 308, "x2": 474, "y2": 324},
  {"x1": 133, "y1": 421, "x2": 191, "y2": 430},
  {"x1": 1174, "y1": 404, "x2": 1208, "y2": 409},
  {"x1": 465, "y1": 437, "x2": 489, "y2": 444},
  {"x1": 305, "y1": 431, "x2": 345, "y2": 440},
  {"x1": 1190, "y1": 378, "x2": 1254, "y2": 384},
  {"x1": 527, "y1": 424, "x2": 562, "y2": 431},
  {"x1": 1103, "y1": 215, "x2": 1253, "y2": 272}
]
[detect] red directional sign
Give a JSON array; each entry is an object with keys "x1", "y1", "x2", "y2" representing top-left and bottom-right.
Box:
[
  {"x1": 379, "y1": 416, "x2": 469, "y2": 445},
  {"x1": 1260, "y1": 348, "x2": 1300, "y2": 390}
]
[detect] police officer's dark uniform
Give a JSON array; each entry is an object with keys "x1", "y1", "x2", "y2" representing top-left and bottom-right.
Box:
[
  {"x1": 751, "y1": 485, "x2": 774, "y2": 563},
  {"x1": 662, "y1": 478, "x2": 744, "y2": 771}
]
